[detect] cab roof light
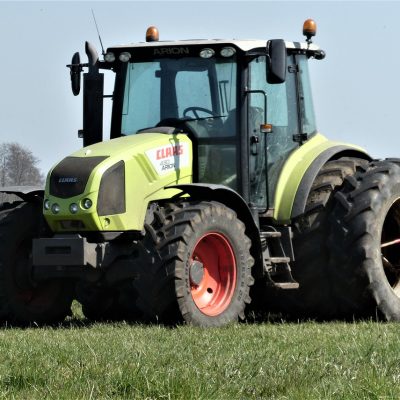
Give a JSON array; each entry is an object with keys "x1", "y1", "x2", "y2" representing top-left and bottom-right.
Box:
[
  {"x1": 303, "y1": 19, "x2": 317, "y2": 44},
  {"x1": 104, "y1": 52, "x2": 115, "y2": 62},
  {"x1": 199, "y1": 48, "x2": 215, "y2": 59},
  {"x1": 220, "y1": 47, "x2": 236, "y2": 58},
  {"x1": 146, "y1": 26, "x2": 159, "y2": 42},
  {"x1": 119, "y1": 52, "x2": 131, "y2": 62}
]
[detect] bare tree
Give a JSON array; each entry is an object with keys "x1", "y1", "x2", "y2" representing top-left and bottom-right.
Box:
[
  {"x1": 0, "y1": 142, "x2": 44, "y2": 203},
  {"x1": 5, "y1": 143, "x2": 44, "y2": 186},
  {"x1": 0, "y1": 143, "x2": 7, "y2": 187}
]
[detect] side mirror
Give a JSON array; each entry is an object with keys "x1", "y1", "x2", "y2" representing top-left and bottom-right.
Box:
[
  {"x1": 69, "y1": 52, "x2": 82, "y2": 96},
  {"x1": 266, "y1": 39, "x2": 287, "y2": 84}
]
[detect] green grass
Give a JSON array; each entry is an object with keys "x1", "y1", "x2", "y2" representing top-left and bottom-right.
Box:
[{"x1": 0, "y1": 306, "x2": 399, "y2": 399}]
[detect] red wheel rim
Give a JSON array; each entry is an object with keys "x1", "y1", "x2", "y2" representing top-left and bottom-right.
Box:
[{"x1": 190, "y1": 232, "x2": 237, "y2": 316}]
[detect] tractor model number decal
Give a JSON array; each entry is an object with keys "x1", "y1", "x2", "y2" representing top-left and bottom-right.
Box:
[
  {"x1": 153, "y1": 47, "x2": 190, "y2": 56},
  {"x1": 145, "y1": 142, "x2": 190, "y2": 175}
]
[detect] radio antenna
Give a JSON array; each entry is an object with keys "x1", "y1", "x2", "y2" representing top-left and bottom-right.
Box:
[{"x1": 91, "y1": 9, "x2": 105, "y2": 56}]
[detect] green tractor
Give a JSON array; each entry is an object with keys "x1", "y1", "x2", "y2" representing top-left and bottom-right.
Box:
[{"x1": 1, "y1": 20, "x2": 400, "y2": 326}]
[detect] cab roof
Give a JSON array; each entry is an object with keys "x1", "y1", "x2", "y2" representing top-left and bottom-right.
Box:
[{"x1": 108, "y1": 39, "x2": 320, "y2": 53}]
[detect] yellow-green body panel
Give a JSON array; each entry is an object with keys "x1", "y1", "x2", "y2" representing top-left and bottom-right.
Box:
[
  {"x1": 44, "y1": 133, "x2": 192, "y2": 232},
  {"x1": 273, "y1": 133, "x2": 368, "y2": 223}
]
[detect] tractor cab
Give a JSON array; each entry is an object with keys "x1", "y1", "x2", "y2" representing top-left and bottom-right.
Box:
[{"x1": 69, "y1": 21, "x2": 325, "y2": 215}]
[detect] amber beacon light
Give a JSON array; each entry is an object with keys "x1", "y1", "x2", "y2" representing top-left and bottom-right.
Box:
[
  {"x1": 303, "y1": 19, "x2": 317, "y2": 44},
  {"x1": 146, "y1": 26, "x2": 159, "y2": 42}
]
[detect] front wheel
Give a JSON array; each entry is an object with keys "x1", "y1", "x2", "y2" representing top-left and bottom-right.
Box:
[{"x1": 134, "y1": 201, "x2": 254, "y2": 327}]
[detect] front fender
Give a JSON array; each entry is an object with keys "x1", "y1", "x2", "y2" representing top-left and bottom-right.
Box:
[
  {"x1": 169, "y1": 183, "x2": 257, "y2": 229},
  {"x1": 169, "y1": 183, "x2": 263, "y2": 274}
]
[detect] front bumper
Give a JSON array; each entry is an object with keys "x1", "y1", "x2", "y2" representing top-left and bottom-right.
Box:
[
  {"x1": 33, "y1": 235, "x2": 103, "y2": 268},
  {"x1": 31, "y1": 235, "x2": 139, "y2": 284}
]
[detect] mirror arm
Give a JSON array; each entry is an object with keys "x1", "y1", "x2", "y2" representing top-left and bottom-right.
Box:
[
  {"x1": 290, "y1": 48, "x2": 326, "y2": 60},
  {"x1": 66, "y1": 62, "x2": 112, "y2": 72},
  {"x1": 244, "y1": 48, "x2": 268, "y2": 58},
  {"x1": 66, "y1": 62, "x2": 87, "y2": 71}
]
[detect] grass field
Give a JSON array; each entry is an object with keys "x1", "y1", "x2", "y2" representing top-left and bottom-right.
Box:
[{"x1": 0, "y1": 304, "x2": 399, "y2": 399}]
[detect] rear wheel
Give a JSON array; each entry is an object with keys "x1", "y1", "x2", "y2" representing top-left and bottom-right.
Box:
[
  {"x1": 329, "y1": 160, "x2": 400, "y2": 320},
  {"x1": 276, "y1": 158, "x2": 368, "y2": 318},
  {"x1": 0, "y1": 202, "x2": 73, "y2": 325},
  {"x1": 132, "y1": 201, "x2": 254, "y2": 326}
]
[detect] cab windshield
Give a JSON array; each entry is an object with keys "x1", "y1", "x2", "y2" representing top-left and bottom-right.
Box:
[{"x1": 121, "y1": 57, "x2": 238, "y2": 138}]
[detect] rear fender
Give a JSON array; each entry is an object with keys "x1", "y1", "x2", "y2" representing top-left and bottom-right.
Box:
[
  {"x1": 273, "y1": 133, "x2": 371, "y2": 223},
  {"x1": 290, "y1": 148, "x2": 372, "y2": 219}
]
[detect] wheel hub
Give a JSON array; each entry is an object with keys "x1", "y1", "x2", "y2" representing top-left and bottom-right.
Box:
[{"x1": 189, "y1": 260, "x2": 204, "y2": 286}]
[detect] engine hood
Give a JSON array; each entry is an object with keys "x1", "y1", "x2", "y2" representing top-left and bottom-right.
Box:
[{"x1": 43, "y1": 133, "x2": 192, "y2": 232}]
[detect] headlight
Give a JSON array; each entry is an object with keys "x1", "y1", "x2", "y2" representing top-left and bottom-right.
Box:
[
  {"x1": 69, "y1": 203, "x2": 79, "y2": 214},
  {"x1": 44, "y1": 199, "x2": 50, "y2": 210},
  {"x1": 51, "y1": 203, "x2": 60, "y2": 214},
  {"x1": 82, "y1": 198, "x2": 93, "y2": 210}
]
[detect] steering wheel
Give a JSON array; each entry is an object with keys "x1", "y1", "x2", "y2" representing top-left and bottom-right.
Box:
[{"x1": 183, "y1": 106, "x2": 216, "y2": 119}]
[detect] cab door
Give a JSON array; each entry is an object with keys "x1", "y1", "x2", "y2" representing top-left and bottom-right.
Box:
[{"x1": 248, "y1": 54, "x2": 300, "y2": 210}]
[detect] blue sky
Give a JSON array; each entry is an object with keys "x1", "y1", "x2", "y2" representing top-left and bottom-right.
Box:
[{"x1": 0, "y1": 1, "x2": 399, "y2": 172}]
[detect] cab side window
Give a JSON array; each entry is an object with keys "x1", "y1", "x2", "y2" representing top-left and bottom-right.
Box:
[{"x1": 297, "y1": 54, "x2": 317, "y2": 136}]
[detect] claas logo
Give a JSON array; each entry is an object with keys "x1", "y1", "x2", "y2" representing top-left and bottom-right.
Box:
[{"x1": 156, "y1": 145, "x2": 184, "y2": 160}]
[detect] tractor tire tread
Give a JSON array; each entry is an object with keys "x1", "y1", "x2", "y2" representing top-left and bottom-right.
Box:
[
  {"x1": 328, "y1": 160, "x2": 400, "y2": 320},
  {"x1": 0, "y1": 202, "x2": 73, "y2": 325}
]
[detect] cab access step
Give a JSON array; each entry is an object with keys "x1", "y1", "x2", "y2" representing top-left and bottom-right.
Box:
[{"x1": 261, "y1": 227, "x2": 299, "y2": 290}]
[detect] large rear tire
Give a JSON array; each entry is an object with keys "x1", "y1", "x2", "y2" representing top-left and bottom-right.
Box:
[
  {"x1": 276, "y1": 158, "x2": 368, "y2": 318},
  {"x1": 329, "y1": 160, "x2": 400, "y2": 320},
  {"x1": 131, "y1": 201, "x2": 254, "y2": 326},
  {"x1": 0, "y1": 202, "x2": 73, "y2": 325}
]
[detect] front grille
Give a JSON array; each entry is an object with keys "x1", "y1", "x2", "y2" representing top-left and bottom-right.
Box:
[{"x1": 50, "y1": 156, "x2": 108, "y2": 199}]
